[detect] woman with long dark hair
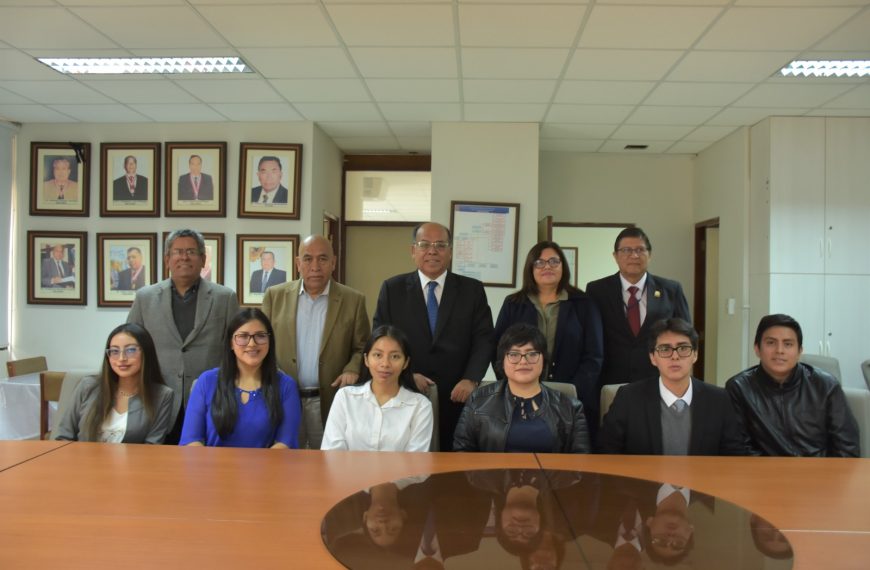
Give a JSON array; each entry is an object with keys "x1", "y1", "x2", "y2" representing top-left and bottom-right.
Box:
[
  {"x1": 55, "y1": 323, "x2": 174, "y2": 443},
  {"x1": 180, "y1": 308, "x2": 300, "y2": 448},
  {"x1": 321, "y1": 325, "x2": 433, "y2": 451}
]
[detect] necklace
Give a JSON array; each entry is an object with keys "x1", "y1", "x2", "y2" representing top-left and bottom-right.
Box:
[{"x1": 118, "y1": 388, "x2": 138, "y2": 398}]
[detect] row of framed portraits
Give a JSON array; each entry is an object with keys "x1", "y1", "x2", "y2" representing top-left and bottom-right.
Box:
[
  {"x1": 27, "y1": 230, "x2": 300, "y2": 308},
  {"x1": 29, "y1": 141, "x2": 302, "y2": 219}
]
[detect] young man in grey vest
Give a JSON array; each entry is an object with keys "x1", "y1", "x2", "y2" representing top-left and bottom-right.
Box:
[{"x1": 598, "y1": 318, "x2": 747, "y2": 455}]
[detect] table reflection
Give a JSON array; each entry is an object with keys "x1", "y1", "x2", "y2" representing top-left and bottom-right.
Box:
[{"x1": 322, "y1": 469, "x2": 793, "y2": 569}]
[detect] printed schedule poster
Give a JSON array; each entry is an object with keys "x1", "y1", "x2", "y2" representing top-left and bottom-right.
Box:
[{"x1": 451, "y1": 204, "x2": 518, "y2": 286}]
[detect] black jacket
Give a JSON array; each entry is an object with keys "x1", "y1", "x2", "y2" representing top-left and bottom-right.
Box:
[
  {"x1": 725, "y1": 363, "x2": 859, "y2": 457},
  {"x1": 453, "y1": 381, "x2": 591, "y2": 453}
]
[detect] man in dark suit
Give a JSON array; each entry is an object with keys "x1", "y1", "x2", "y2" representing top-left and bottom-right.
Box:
[
  {"x1": 586, "y1": 227, "x2": 690, "y2": 387},
  {"x1": 177, "y1": 155, "x2": 214, "y2": 201},
  {"x1": 250, "y1": 156, "x2": 289, "y2": 204},
  {"x1": 41, "y1": 244, "x2": 74, "y2": 288},
  {"x1": 116, "y1": 247, "x2": 146, "y2": 291},
  {"x1": 598, "y1": 318, "x2": 746, "y2": 455},
  {"x1": 249, "y1": 251, "x2": 286, "y2": 293},
  {"x1": 373, "y1": 222, "x2": 494, "y2": 451},
  {"x1": 112, "y1": 155, "x2": 148, "y2": 201}
]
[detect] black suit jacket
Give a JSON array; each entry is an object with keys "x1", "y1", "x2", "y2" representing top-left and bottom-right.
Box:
[
  {"x1": 373, "y1": 271, "x2": 493, "y2": 450},
  {"x1": 251, "y1": 185, "x2": 288, "y2": 204},
  {"x1": 249, "y1": 268, "x2": 287, "y2": 293},
  {"x1": 586, "y1": 272, "x2": 690, "y2": 385},
  {"x1": 598, "y1": 377, "x2": 747, "y2": 456},
  {"x1": 117, "y1": 267, "x2": 146, "y2": 291},
  {"x1": 177, "y1": 173, "x2": 214, "y2": 201},
  {"x1": 112, "y1": 174, "x2": 148, "y2": 201}
]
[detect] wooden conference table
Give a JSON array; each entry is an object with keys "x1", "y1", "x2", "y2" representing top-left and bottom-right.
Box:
[{"x1": 0, "y1": 441, "x2": 867, "y2": 569}]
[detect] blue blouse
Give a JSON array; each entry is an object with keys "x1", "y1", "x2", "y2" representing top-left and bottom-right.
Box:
[{"x1": 179, "y1": 368, "x2": 301, "y2": 448}]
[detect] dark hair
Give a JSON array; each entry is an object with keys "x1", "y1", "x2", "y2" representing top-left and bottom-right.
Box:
[
  {"x1": 647, "y1": 318, "x2": 699, "y2": 353},
  {"x1": 260, "y1": 250, "x2": 275, "y2": 261},
  {"x1": 749, "y1": 515, "x2": 793, "y2": 560},
  {"x1": 258, "y1": 155, "x2": 282, "y2": 170},
  {"x1": 126, "y1": 246, "x2": 142, "y2": 256},
  {"x1": 494, "y1": 490, "x2": 544, "y2": 556},
  {"x1": 83, "y1": 323, "x2": 166, "y2": 441},
  {"x1": 210, "y1": 308, "x2": 283, "y2": 439},
  {"x1": 357, "y1": 325, "x2": 421, "y2": 394},
  {"x1": 188, "y1": 154, "x2": 202, "y2": 164},
  {"x1": 52, "y1": 157, "x2": 72, "y2": 168},
  {"x1": 614, "y1": 227, "x2": 651, "y2": 253},
  {"x1": 412, "y1": 222, "x2": 452, "y2": 244},
  {"x1": 123, "y1": 155, "x2": 137, "y2": 166},
  {"x1": 509, "y1": 240, "x2": 579, "y2": 302},
  {"x1": 520, "y1": 530, "x2": 566, "y2": 570},
  {"x1": 164, "y1": 229, "x2": 206, "y2": 256},
  {"x1": 754, "y1": 314, "x2": 803, "y2": 349},
  {"x1": 495, "y1": 323, "x2": 548, "y2": 380},
  {"x1": 642, "y1": 519, "x2": 694, "y2": 566}
]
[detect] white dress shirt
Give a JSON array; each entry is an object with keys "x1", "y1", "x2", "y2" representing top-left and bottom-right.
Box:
[
  {"x1": 659, "y1": 378, "x2": 694, "y2": 408},
  {"x1": 620, "y1": 272, "x2": 648, "y2": 324},
  {"x1": 320, "y1": 381, "x2": 434, "y2": 452},
  {"x1": 417, "y1": 270, "x2": 446, "y2": 305}
]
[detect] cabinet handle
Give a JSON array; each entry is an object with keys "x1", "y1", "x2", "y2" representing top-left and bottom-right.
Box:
[{"x1": 826, "y1": 238, "x2": 832, "y2": 258}]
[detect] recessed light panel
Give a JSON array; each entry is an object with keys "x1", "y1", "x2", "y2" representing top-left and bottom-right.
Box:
[
  {"x1": 779, "y1": 60, "x2": 870, "y2": 78},
  {"x1": 37, "y1": 57, "x2": 252, "y2": 75}
]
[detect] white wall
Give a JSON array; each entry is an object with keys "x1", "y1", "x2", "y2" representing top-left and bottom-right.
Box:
[
  {"x1": 551, "y1": 225, "x2": 625, "y2": 289},
  {"x1": 13, "y1": 121, "x2": 343, "y2": 372},
  {"x1": 0, "y1": 121, "x2": 18, "y2": 356}
]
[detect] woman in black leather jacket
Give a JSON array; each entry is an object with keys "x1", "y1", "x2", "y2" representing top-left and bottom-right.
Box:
[{"x1": 453, "y1": 323, "x2": 590, "y2": 453}]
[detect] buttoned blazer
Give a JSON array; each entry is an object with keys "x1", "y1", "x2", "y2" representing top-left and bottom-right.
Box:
[
  {"x1": 177, "y1": 172, "x2": 214, "y2": 201},
  {"x1": 127, "y1": 278, "x2": 240, "y2": 416},
  {"x1": 251, "y1": 185, "x2": 289, "y2": 204},
  {"x1": 598, "y1": 377, "x2": 747, "y2": 456},
  {"x1": 262, "y1": 279, "x2": 370, "y2": 422},
  {"x1": 586, "y1": 272, "x2": 690, "y2": 385},
  {"x1": 249, "y1": 268, "x2": 287, "y2": 293},
  {"x1": 112, "y1": 174, "x2": 148, "y2": 201}
]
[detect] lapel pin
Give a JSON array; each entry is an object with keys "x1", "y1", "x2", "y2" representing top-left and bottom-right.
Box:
[{"x1": 654, "y1": 290, "x2": 661, "y2": 298}]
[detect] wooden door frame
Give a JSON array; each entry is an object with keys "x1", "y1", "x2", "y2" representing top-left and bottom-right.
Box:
[{"x1": 694, "y1": 217, "x2": 720, "y2": 379}]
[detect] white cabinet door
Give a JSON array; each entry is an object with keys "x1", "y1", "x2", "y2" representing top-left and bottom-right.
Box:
[
  {"x1": 769, "y1": 273, "x2": 825, "y2": 357},
  {"x1": 826, "y1": 118, "x2": 870, "y2": 275},
  {"x1": 825, "y1": 275, "x2": 870, "y2": 390}
]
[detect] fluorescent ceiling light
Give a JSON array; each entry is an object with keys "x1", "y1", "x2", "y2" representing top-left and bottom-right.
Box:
[
  {"x1": 37, "y1": 57, "x2": 252, "y2": 75},
  {"x1": 779, "y1": 60, "x2": 870, "y2": 78}
]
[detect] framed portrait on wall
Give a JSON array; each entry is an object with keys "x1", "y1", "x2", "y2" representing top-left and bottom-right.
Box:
[
  {"x1": 29, "y1": 142, "x2": 90, "y2": 217},
  {"x1": 165, "y1": 142, "x2": 226, "y2": 217},
  {"x1": 27, "y1": 230, "x2": 87, "y2": 305},
  {"x1": 100, "y1": 143, "x2": 160, "y2": 217},
  {"x1": 162, "y1": 231, "x2": 224, "y2": 285},
  {"x1": 236, "y1": 234, "x2": 299, "y2": 306},
  {"x1": 237, "y1": 143, "x2": 302, "y2": 220},
  {"x1": 96, "y1": 233, "x2": 157, "y2": 307}
]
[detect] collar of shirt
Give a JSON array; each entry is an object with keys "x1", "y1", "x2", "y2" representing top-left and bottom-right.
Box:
[
  {"x1": 346, "y1": 381, "x2": 419, "y2": 409},
  {"x1": 171, "y1": 277, "x2": 201, "y2": 302},
  {"x1": 299, "y1": 279, "x2": 331, "y2": 297},
  {"x1": 417, "y1": 269, "x2": 447, "y2": 299},
  {"x1": 620, "y1": 272, "x2": 648, "y2": 297},
  {"x1": 659, "y1": 377, "x2": 693, "y2": 407},
  {"x1": 657, "y1": 483, "x2": 691, "y2": 506},
  {"x1": 260, "y1": 187, "x2": 278, "y2": 204}
]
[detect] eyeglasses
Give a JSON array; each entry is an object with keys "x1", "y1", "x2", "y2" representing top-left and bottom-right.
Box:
[
  {"x1": 654, "y1": 344, "x2": 695, "y2": 358},
  {"x1": 414, "y1": 240, "x2": 450, "y2": 252},
  {"x1": 532, "y1": 257, "x2": 561, "y2": 269},
  {"x1": 106, "y1": 346, "x2": 141, "y2": 360},
  {"x1": 168, "y1": 248, "x2": 201, "y2": 258},
  {"x1": 616, "y1": 246, "x2": 649, "y2": 256},
  {"x1": 505, "y1": 351, "x2": 542, "y2": 364},
  {"x1": 233, "y1": 332, "x2": 270, "y2": 346},
  {"x1": 651, "y1": 536, "x2": 688, "y2": 551}
]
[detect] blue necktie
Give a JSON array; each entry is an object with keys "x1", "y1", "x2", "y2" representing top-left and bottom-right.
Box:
[{"x1": 426, "y1": 281, "x2": 438, "y2": 335}]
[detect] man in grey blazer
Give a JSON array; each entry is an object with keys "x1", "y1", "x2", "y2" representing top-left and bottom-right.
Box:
[{"x1": 127, "y1": 229, "x2": 239, "y2": 443}]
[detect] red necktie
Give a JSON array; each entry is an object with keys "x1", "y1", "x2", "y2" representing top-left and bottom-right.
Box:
[{"x1": 627, "y1": 286, "x2": 641, "y2": 336}]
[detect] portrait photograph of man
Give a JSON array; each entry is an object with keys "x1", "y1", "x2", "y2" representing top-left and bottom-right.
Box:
[
  {"x1": 41, "y1": 243, "x2": 75, "y2": 288},
  {"x1": 166, "y1": 143, "x2": 225, "y2": 216},
  {"x1": 98, "y1": 234, "x2": 156, "y2": 307},
  {"x1": 28, "y1": 230, "x2": 87, "y2": 305},
  {"x1": 178, "y1": 154, "x2": 214, "y2": 201},
  {"x1": 238, "y1": 143, "x2": 301, "y2": 220},
  {"x1": 100, "y1": 143, "x2": 160, "y2": 216},
  {"x1": 249, "y1": 250, "x2": 287, "y2": 294},
  {"x1": 42, "y1": 156, "x2": 79, "y2": 202},
  {"x1": 113, "y1": 246, "x2": 147, "y2": 291},
  {"x1": 250, "y1": 156, "x2": 289, "y2": 205},
  {"x1": 113, "y1": 155, "x2": 148, "y2": 201},
  {"x1": 236, "y1": 234, "x2": 298, "y2": 306},
  {"x1": 30, "y1": 142, "x2": 90, "y2": 216}
]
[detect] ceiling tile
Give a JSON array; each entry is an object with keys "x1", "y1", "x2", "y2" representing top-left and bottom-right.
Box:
[
  {"x1": 814, "y1": 10, "x2": 870, "y2": 51},
  {"x1": 0, "y1": 104, "x2": 77, "y2": 122},
  {"x1": 379, "y1": 103, "x2": 460, "y2": 121},
  {"x1": 667, "y1": 51, "x2": 795, "y2": 82},
  {"x1": 331, "y1": 137, "x2": 401, "y2": 152},
  {"x1": 667, "y1": 140, "x2": 712, "y2": 154},
  {"x1": 540, "y1": 123, "x2": 617, "y2": 139},
  {"x1": 627, "y1": 106, "x2": 720, "y2": 125},
  {"x1": 696, "y1": 7, "x2": 858, "y2": 50},
  {"x1": 599, "y1": 140, "x2": 675, "y2": 152},
  {"x1": 173, "y1": 79, "x2": 284, "y2": 103},
  {"x1": 270, "y1": 79, "x2": 370, "y2": 102},
  {"x1": 198, "y1": 5, "x2": 337, "y2": 48},
  {"x1": 387, "y1": 122, "x2": 432, "y2": 137},
  {"x1": 459, "y1": 5, "x2": 586, "y2": 48},
  {"x1": 683, "y1": 125, "x2": 739, "y2": 142},
  {"x1": 463, "y1": 80, "x2": 556, "y2": 103},
  {"x1": 546, "y1": 104, "x2": 633, "y2": 124},
  {"x1": 612, "y1": 125, "x2": 694, "y2": 139},
  {"x1": 645, "y1": 82, "x2": 755, "y2": 106},
  {"x1": 706, "y1": 107, "x2": 808, "y2": 126},
  {"x1": 240, "y1": 48, "x2": 356, "y2": 79},
  {"x1": 463, "y1": 103, "x2": 546, "y2": 121},
  {"x1": 128, "y1": 104, "x2": 228, "y2": 122},
  {"x1": 0, "y1": 7, "x2": 117, "y2": 49},
  {"x1": 72, "y1": 6, "x2": 228, "y2": 49},
  {"x1": 327, "y1": 5, "x2": 454, "y2": 47},
  {"x1": 294, "y1": 102, "x2": 381, "y2": 121},
  {"x1": 823, "y1": 85, "x2": 870, "y2": 109},
  {"x1": 396, "y1": 136, "x2": 432, "y2": 152},
  {"x1": 540, "y1": 139, "x2": 604, "y2": 152},
  {"x1": 367, "y1": 79, "x2": 459, "y2": 103},
  {"x1": 579, "y1": 5, "x2": 720, "y2": 49},
  {"x1": 733, "y1": 82, "x2": 855, "y2": 108},
  {"x1": 208, "y1": 103, "x2": 304, "y2": 121},
  {"x1": 318, "y1": 122, "x2": 392, "y2": 138},
  {"x1": 462, "y1": 48, "x2": 569, "y2": 79},
  {"x1": 804, "y1": 108, "x2": 870, "y2": 117},
  {"x1": 555, "y1": 80, "x2": 655, "y2": 105},
  {"x1": 565, "y1": 49, "x2": 684, "y2": 81},
  {"x1": 81, "y1": 79, "x2": 198, "y2": 104},
  {"x1": 351, "y1": 48, "x2": 457, "y2": 78},
  {"x1": 47, "y1": 104, "x2": 151, "y2": 122},
  {"x1": 0, "y1": 86, "x2": 31, "y2": 104},
  {"x1": 0, "y1": 50, "x2": 67, "y2": 80},
  {"x1": 2, "y1": 80, "x2": 114, "y2": 104}
]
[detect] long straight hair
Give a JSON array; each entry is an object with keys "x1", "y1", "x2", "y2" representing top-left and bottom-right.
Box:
[
  {"x1": 356, "y1": 325, "x2": 421, "y2": 394},
  {"x1": 211, "y1": 308, "x2": 283, "y2": 439},
  {"x1": 507, "y1": 240, "x2": 580, "y2": 303},
  {"x1": 83, "y1": 323, "x2": 166, "y2": 441}
]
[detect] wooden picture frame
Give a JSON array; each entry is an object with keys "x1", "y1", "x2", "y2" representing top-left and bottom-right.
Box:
[
  {"x1": 96, "y1": 233, "x2": 158, "y2": 307},
  {"x1": 562, "y1": 246, "x2": 578, "y2": 288},
  {"x1": 162, "y1": 231, "x2": 224, "y2": 285},
  {"x1": 164, "y1": 142, "x2": 226, "y2": 217},
  {"x1": 100, "y1": 143, "x2": 161, "y2": 217},
  {"x1": 27, "y1": 230, "x2": 87, "y2": 305},
  {"x1": 29, "y1": 142, "x2": 90, "y2": 217},
  {"x1": 238, "y1": 143, "x2": 302, "y2": 220},
  {"x1": 236, "y1": 234, "x2": 299, "y2": 306},
  {"x1": 449, "y1": 201, "x2": 521, "y2": 288}
]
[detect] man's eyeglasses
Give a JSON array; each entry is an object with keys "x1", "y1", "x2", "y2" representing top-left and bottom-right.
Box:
[
  {"x1": 414, "y1": 241, "x2": 450, "y2": 252},
  {"x1": 532, "y1": 257, "x2": 561, "y2": 269},
  {"x1": 650, "y1": 536, "x2": 688, "y2": 551},
  {"x1": 654, "y1": 344, "x2": 695, "y2": 358},
  {"x1": 168, "y1": 248, "x2": 201, "y2": 258},
  {"x1": 106, "y1": 346, "x2": 141, "y2": 360},
  {"x1": 233, "y1": 332, "x2": 270, "y2": 346},
  {"x1": 616, "y1": 246, "x2": 649, "y2": 257},
  {"x1": 505, "y1": 351, "x2": 542, "y2": 364}
]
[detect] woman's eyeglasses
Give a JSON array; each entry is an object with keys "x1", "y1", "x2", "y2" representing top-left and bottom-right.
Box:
[
  {"x1": 233, "y1": 332, "x2": 270, "y2": 346},
  {"x1": 106, "y1": 346, "x2": 141, "y2": 360},
  {"x1": 532, "y1": 257, "x2": 561, "y2": 269},
  {"x1": 505, "y1": 351, "x2": 542, "y2": 364}
]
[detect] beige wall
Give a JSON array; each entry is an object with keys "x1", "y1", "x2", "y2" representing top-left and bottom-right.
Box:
[{"x1": 311, "y1": 124, "x2": 342, "y2": 236}]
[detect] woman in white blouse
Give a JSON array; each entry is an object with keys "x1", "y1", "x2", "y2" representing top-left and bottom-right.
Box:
[
  {"x1": 55, "y1": 323, "x2": 174, "y2": 443},
  {"x1": 321, "y1": 325, "x2": 433, "y2": 452}
]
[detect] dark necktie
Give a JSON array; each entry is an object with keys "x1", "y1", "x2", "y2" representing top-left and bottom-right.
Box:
[
  {"x1": 426, "y1": 281, "x2": 438, "y2": 335},
  {"x1": 627, "y1": 285, "x2": 640, "y2": 336},
  {"x1": 262, "y1": 271, "x2": 270, "y2": 293}
]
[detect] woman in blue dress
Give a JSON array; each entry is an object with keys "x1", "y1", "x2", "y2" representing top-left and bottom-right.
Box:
[{"x1": 180, "y1": 308, "x2": 300, "y2": 448}]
